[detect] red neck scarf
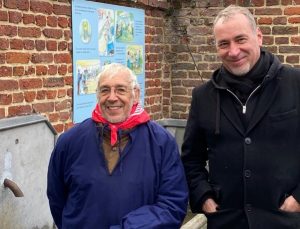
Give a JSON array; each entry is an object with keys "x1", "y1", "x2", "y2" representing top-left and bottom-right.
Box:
[{"x1": 92, "y1": 103, "x2": 150, "y2": 146}]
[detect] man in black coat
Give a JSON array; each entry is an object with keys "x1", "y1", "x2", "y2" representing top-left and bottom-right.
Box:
[{"x1": 182, "y1": 5, "x2": 300, "y2": 229}]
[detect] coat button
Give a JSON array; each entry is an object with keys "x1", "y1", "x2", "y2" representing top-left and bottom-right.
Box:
[
  {"x1": 245, "y1": 137, "x2": 252, "y2": 144},
  {"x1": 245, "y1": 204, "x2": 252, "y2": 212},
  {"x1": 244, "y1": 170, "x2": 251, "y2": 178}
]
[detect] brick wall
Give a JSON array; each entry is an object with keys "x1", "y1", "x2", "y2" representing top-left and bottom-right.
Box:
[{"x1": 1, "y1": 0, "x2": 300, "y2": 133}]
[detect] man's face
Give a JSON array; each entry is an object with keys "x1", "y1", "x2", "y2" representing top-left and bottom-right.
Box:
[
  {"x1": 97, "y1": 71, "x2": 140, "y2": 123},
  {"x1": 214, "y1": 13, "x2": 263, "y2": 76}
]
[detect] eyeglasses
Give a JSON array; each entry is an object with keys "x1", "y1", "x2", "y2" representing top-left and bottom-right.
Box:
[{"x1": 98, "y1": 86, "x2": 133, "y2": 96}]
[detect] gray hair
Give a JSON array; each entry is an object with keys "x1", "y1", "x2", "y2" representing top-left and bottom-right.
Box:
[
  {"x1": 97, "y1": 63, "x2": 139, "y2": 90},
  {"x1": 213, "y1": 5, "x2": 257, "y2": 33}
]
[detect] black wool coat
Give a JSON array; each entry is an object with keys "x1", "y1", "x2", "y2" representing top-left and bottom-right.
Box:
[{"x1": 182, "y1": 53, "x2": 300, "y2": 229}]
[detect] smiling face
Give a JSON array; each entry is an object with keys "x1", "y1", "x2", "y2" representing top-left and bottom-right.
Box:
[
  {"x1": 214, "y1": 13, "x2": 263, "y2": 76},
  {"x1": 97, "y1": 70, "x2": 140, "y2": 123}
]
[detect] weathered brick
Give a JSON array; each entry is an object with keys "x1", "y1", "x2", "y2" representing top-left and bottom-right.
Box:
[
  {"x1": 10, "y1": 39, "x2": 23, "y2": 50},
  {"x1": 0, "y1": 67, "x2": 12, "y2": 77},
  {"x1": 48, "y1": 65, "x2": 58, "y2": 75},
  {"x1": 31, "y1": 53, "x2": 53, "y2": 64},
  {"x1": 13, "y1": 92, "x2": 24, "y2": 103},
  {"x1": 24, "y1": 91, "x2": 36, "y2": 102},
  {"x1": 0, "y1": 108, "x2": 5, "y2": 119},
  {"x1": 18, "y1": 27, "x2": 41, "y2": 38},
  {"x1": 46, "y1": 90, "x2": 57, "y2": 99},
  {"x1": 35, "y1": 15, "x2": 46, "y2": 26},
  {"x1": 13, "y1": 66, "x2": 24, "y2": 76},
  {"x1": 36, "y1": 90, "x2": 47, "y2": 100},
  {"x1": 33, "y1": 102, "x2": 55, "y2": 113},
  {"x1": 0, "y1": 38, "x2": 9, "y2": 50},
  {"x1": 47, "y1": 16, "x2": 58, "y2": 27},
  {"x1": 58, "y1": 17, "x2": 69, "y2": 28},
  {"x1": 46, "y1": 40, "x2": 57, "y2": 51},
  {"x1": 53, "y1": 4, "x2": 71, "y2": 16},
  {"x1": 36, "y1": 65, "x2": 48, "y2": 75},
  {"x1": 30, "y1": 1, "x2": 53, "y2": 15},
  {"x1": 43, "y1": 28, "x2": 63, "y2": 39},
  {"x1": 23, "y1": 40, "x2": 35, "y2": 50},
  {"x1": 35, "y1": 40, "x2": 46, "y2": 51},
  {"x1": 0, "y1": 79, "x2": 18, "y2": 91},
  {"x1": 54, "y1": 53, "x2": 71, "y2": 63},
  {"x1": 0, "y1": 25, "x2": 17, "y2": 37},
  {"x1": 9, "y1": 11, "x2": 22, "y2": 23},
  {"x1": 48, "y1": 112, "x2": 60, "y2": 122},
  {"x1": 58, "y1": 41, "x2": 68, "y2": 51},
  {"x1": 0, "y1": 94, "x2": 12, "y2": 105},
  {"x1": 284, "y1": 7, "x2": 300, "y2": 15},
  {"x1": 44, "y1": 77, "x2": 64, "y2": 87},
  {"x1": 58, "y1": 65, "x2": 68, "y2": 75},
  {"x1": 23, "y1": 14, "x2": 35, "y2": 24},
  {"x1": 19, "y1": 78, "x2": 43, "y2": 89},
  {"x1": 55, "y1": 99, "x2": 71, "y2": 111},
  {"x1": 272, "y1": 26, "x2": 298, "y2": 35},
  {"x1": 6, "y1": 52, "x2": 30, "y2": 64},
  {"x1": 288, "y1": 17, "x2": 300, "y2": 24},
  {"x1": 53, "y1": 124, "x2": 64, "y2": 133},
  {"x1": 0, "y1": 10, "x2": 8, "y2": 21},
  {"x1": 8, "y1": 105, "x2": 32, "y2": 116}
]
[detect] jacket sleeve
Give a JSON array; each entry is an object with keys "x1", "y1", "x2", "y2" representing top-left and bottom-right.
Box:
[
  {"x1": 181, "y1": 87, "x2": 214, "y2": 213},
  {"x1": 47, "y1": 137, "x2": 68, "y2": 229},
  {"x1": 119, "y1": 133, "x2": 188, "y2": 228}
]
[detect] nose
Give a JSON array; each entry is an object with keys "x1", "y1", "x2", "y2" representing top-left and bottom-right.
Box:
[
  {"x1": 107, "y1": 89, "x2": 118, "y2": 101},
  {"x1": 228, "y1": 43, "x2": 240, "y2": 57}
]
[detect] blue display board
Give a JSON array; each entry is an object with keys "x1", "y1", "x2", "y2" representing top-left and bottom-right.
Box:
[{"x1": 72, "y1": 0, "x2": 145, "y2": 123}]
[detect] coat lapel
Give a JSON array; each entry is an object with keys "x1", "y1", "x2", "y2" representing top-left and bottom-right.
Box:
[
  {"x1": 246, "y1": 79, "x2": 279, "y2": 135},
  {"x1": 220, "y1": 94, "x2": 245, "y2": 136}
]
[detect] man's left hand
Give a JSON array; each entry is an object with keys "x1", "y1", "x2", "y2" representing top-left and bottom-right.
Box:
[{"x1": 280, "y1": 195, "x2": 300, "y2": 212}]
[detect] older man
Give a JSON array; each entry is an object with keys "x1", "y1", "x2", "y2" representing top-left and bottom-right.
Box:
[{"x1": 47, "y1": 63, "x2": 188, "y2": 228}]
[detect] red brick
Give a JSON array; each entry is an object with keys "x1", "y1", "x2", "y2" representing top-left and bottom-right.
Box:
[
  {"x1": 59, "y1": 111, "x2": 70, "y2": 121},
  {"x1": 0, "y1": 94, "x2": 12, "y2": 105},
  {"x1": 18, "y1": 27, "x2": 41, "y2": 38},
  {"x1": 36, "y1": 90, "x2": 47, "y2": 100},
  {"x1": 0, "y1": 67, "x2": 13, "y2": 77},
  {"x1": 284, "y1": 7, "x2": 300, "y2": 15},
  {"x1": 54, "y1": 53, "x2": 71, "y2": 63},
  {"x1": 7, "y1": 52, "x2": 30, "y2": 64},
  {"x1": 55, "y1": 99, "x2": 71, "y2": 111},
  {"x1": 13, "y1": 93, "x2": 24, "y2": 103},
  {"x1": 19, "y1": 78, "x2": 43, "y2": 89},
  {"x1": 46, "y1": 40, "x2": 57, "y2": 51},
  {"x1": 57, "y1": 89, "x2": 66, "y2": 98},
  {"x1": 58, "y1": 17, "x2": 69, "y2": 28},
  {"x1": 0, "y1": 79, "x2": 18, "y2": 91},
  {"x1": 0, "y1": 25, "x2": 17, "y2": 37},
  {"x1": 47, "y1": 16, "x2": 58, "y2": 27},
  {"x1": 24, "y1": 91, "x2": 36, "y2": 102},
  {"x1": 58, "y1": 65, "x2": 67, "y2": 75},
  {"x1": 35, "y1": 15, "x2": 46, "y2": 26},
  {"x1": 58, "y1": 41, "x2": 67, "y2": 51},
  {"x1": 43, "y1": 28, "x2": 63, "y2": 39},
  {"x1": 44, "y1": 77, "x2": 64, "y2": 87},
  {"x1": 9, "y1": 11, "x2": 22, "y2": 23},
  {"x1": 23, "y1": 14, "x2": 35, "y2": 24},
  {"x1": 8, "y1": 105, "x2": 32, "y2": 116},
  {"x1": 33, "y1": 102, "x2": 55, "y2": 113},
  {"x1": 31, "y1": 53, "x2": 53, "y2": 63},
  {"x1": 13, "y1": 66, "x2": 24, "y2": 76},
  {"x1": 288, "y1": 17, "x2": 300, "y2": 24},
  {"x1": 35, "y1": 40, "x2": 46, "y2": 51},
  {"x1": 49, "y1": 112, "x2": 60, "y2": 122},
  {"x1": 47, "y1": 90, "x2": 57, "y2": 99},
  {"x1": 48, "y1": 65, "x2": 58, "y2": 75},
  {"x1": 36, "y1": 65, "x2": 48, "y2": 75},
  {"x1": 53, "y1": 124, "x2": 64, "y2": 133},
  {"x1": 0, "y1": 38, "x2": 9, "y2": 50},
  {"x1": 53, "y1": 4, "x2": 71, "y2": 16},
  {"x1": 30, "y1": 1, "x2": 53, "y2": 15},
  {"x1": 23, "y1": 39, "x2": 35, "y2": 50},
  {"x1": 10, "y1": 39, "x2": 23, "y2": 50},
  {"x1": 0, "y1": 10, "x2": 8, "y2": 21}
]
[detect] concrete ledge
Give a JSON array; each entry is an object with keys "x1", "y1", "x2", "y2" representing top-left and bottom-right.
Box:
[{"x1": 181, "y1": 214, "x2": 207, "y2": 229}]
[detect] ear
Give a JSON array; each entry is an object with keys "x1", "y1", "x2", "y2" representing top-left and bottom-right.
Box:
[
  {"x1": 256, "y1": 27, "x2": 263, "y2": 46},
  {"x1": 133, "y1": 87, "x2": 140, "y2": 104}
]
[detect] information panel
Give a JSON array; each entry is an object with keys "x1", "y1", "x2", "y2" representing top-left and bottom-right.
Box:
[{"x1": 72, "y1": 0, "x2": 145, "y2": 123}]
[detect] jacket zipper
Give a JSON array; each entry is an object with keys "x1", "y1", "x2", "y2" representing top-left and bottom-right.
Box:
[{"x1": 226, "y1": 85, "x2": 261, "y2": 114}]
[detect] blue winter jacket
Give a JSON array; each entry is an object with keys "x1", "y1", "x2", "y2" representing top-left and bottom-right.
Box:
[{"x1": 47, "y1": 118, "x2": 188, "y2": 229}]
